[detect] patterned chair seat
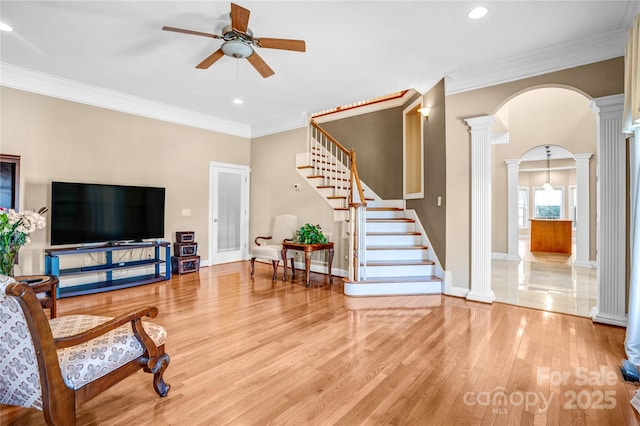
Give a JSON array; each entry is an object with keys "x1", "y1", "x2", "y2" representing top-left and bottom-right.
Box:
[
  {"x1": 50, "y1": 315, "x2": 167, "y2": 390},
  {"x1": 0, "y1": 275, "x2": 170, "y2": 425}
]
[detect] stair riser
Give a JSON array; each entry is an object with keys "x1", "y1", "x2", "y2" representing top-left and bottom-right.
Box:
[
  {"x1": 312, "y1": 170, "x2": 348, "y2": 180},
  {"x1": 366, "y1": 235, "x2": 422, "y2": 246},
  {"x1": 328, "y1": 198, "x2": 347, "y2": 208},
  {"x1": 366, "y1": 222, "x2": 415, "y2": 233},
  {"x1": 366, "y1": 249, "x2": 428, "y2": 261},
  {"x1": 366, "y1": 210, "x2": 405, "y2": 219},
  {"x1": 365, "y1": 264, "x2": 434, "y2": 277},
  {"x1": 344, "y1": 280, "x2": 442, "y2": 296}
]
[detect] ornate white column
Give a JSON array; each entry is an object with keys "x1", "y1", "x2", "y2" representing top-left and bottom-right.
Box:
[
  {"x1": 590, "y1": 94, "x2": 626, "y2": 326},
  {"x1": 465, "y1": 116, "x2": 496, "y2": 303},
  {"x1": 573, "y1": 153, "x2": 592, "y2": 268},
  {"x1": 505, "y1": 159, "x2": 521, "y2": 262}
]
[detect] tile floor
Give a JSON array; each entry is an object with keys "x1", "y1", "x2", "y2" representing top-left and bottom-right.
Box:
[{"x1": 492, "y1": 238, "x2": 597, "y2": 317}]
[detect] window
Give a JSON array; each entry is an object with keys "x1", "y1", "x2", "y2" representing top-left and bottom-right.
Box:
[
  {"x1": 518, "y1": 188, "x2": 529, "y2": 228},
  {"x1": 534, "y1": 187, "x2": 564, "y2": 219}
]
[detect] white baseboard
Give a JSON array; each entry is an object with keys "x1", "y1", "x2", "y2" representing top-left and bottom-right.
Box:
[
  {"x1": 492, "y1": 252, "x2": 521, "y2": 262},
  {"x1": 573, "y1": 260, "x2": 597, "y2": 269},
  {"x1": 441, "y1": 271, "x2": 470, "y2": 298}
]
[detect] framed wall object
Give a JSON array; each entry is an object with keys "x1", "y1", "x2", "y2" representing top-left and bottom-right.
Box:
[{"x1": 0, "y1": 154, "x2": 20, "y2": 210}]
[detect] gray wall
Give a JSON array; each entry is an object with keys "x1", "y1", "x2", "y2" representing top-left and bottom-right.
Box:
[
  {"x1": 318, "y1": 107, "x2": 403, "y2": 200},
  {"x1": 407, "y1": 80, "x2": 447, "y2": 267}
]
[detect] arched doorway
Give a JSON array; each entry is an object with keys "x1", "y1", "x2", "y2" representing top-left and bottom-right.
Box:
[{"x1": 469, "y1": 86, "x2": 599, "y2": 315}]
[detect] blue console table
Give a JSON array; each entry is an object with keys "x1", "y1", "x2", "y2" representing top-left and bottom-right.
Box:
[{"x1": 45, "y1": 241, "x2": 171, "y2": 298}]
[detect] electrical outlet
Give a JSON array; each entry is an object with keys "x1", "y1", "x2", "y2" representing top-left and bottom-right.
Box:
[{"x1": 84, "y1": 258, "x2": 91, "y2": 266}]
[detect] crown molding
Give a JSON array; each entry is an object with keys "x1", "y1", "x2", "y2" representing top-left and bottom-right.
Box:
[
  {"x1": 445, "y1": 28, "x2": 627, "y2": 95},
  {"x1": 250, "y1": 111, "x2": 308, "y2": 138},
  {"x1": 0, "y1": 63, "x2": 251, "y2": 138}
]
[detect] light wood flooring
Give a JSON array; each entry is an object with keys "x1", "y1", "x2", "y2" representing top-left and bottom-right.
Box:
[{"x1": 1, "y1": 262, "x2": 638, "y2": 425}]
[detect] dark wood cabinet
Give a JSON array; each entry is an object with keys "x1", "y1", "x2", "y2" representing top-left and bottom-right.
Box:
[{"x1": 0, "y1": 154, "x2": 20, "y2": 209}]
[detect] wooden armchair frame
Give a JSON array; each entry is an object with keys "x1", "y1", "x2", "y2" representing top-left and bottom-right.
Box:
[
  {"x1": 250, "y1": 214, "x2": 298, "y2": 281},
  {"x1": 251, "y1": 235, "x2": 295, "y2": 280},
  {"x1": 4, "y1": 282, "x2": 170, "y2": 426}
]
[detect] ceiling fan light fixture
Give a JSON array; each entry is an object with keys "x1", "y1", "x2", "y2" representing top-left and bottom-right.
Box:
[
  {"x1": 221, "y1": 40, "x2": 254, "y2": 58},
  {"x1": 467, "y1": 6, "x2": 488, "y2": 20}
]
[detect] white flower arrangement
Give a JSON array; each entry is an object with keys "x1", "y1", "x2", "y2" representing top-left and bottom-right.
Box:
[{"x1": 0, "y1": 207, "x2": 48, "y2": 275}]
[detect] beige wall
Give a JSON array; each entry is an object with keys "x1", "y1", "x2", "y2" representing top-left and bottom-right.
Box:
[
  {"x1": 445, "y1": 57, "x2": 624, "y2": 289},
  {"x1": 250, "y1": 128, "x2": 347, "y2": 273},
  {"x1": 491, "y1": 88, "x2": 596, "y2": 256},
  {"x1": 0, "y1": 87, "x2": 250, "y2": 275}
]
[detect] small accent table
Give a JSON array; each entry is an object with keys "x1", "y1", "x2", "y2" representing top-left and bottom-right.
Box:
[
  {"x1": 281, "y1": 242, "x2": 334, "y2": 287},
  {"x1": 15, "y1": 275, "x2": 58, "y2": 318}
]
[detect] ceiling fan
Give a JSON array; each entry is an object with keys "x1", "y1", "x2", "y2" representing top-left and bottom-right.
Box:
[{"x1": 162, "y1": 2, "x2": 306, "y2": 78}]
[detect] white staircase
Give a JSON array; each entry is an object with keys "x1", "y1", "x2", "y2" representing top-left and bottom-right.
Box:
[{"x1": 296, "y1": 126, "x2": 443, "y2": 296}]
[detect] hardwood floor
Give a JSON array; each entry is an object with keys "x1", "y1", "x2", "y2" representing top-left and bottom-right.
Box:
[{"x1": 2, "y1": 262, "x2": 639, "y2": 425}]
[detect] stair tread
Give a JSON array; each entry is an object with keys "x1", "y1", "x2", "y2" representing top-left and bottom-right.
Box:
[
  {"x1": 366, "y1": 260, "x2": 435, "y2": 266},
  {"x1": 367, "y1": 207, "x2": 404, "y2": 211},
  {"x1": 327, "y1": 196, "x2": 347, "y2": 199},
  {"x1": 317, "y1": 185, "x2": 335, "y2": 189},
  {"x1": 345, "y1": 276, "x2": 441, "y2": 283},
  {"x1": 367, "y1": 245, "x2": 428, "y2": 250},
  {"x1": 297, "y1": 165, "x2": 313, "y2": 169},
  {"x1": 367, "y1": 231, "x2": 421, "y2": 236},
  {"x1": 367, "y1": 218, "x2": 415, "y2": 222}
]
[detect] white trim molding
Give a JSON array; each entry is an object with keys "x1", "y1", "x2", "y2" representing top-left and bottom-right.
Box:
[
  {"x1": 445, "y1": 29, "x2": 627, "y2": 95},
  {"x1": 0, "y1": 62, "x2": 251, "y2": 138}
]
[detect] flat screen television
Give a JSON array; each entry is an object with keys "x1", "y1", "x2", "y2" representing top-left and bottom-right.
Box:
[{"x1": 51, "y1": 181, "x2": 165, "y2": 245}]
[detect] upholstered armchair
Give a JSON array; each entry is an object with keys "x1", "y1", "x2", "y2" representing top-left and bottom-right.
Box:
[
  {"x1": 250, "y1": 214, "x2": 298, "y2": 280},
  {"x1": 0, "y1": 275, "x2": 170, "y2": 425}
]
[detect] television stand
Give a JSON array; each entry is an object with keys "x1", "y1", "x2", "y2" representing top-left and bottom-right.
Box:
[{"x1": 44, "y1": 241, "x2": 171, "y2": 298}]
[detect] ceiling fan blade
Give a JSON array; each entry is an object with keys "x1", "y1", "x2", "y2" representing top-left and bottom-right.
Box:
[
  {"x1": 246, "y1": 51, "x2": 275, "y2": 78},
  {"x1": 230, "y1": 3, "x2": 250, "y2": 33},
  {"x1": 196, "y1": 49, "x2": 225, "y2": 69},
  {"x1": 162, "y1": 26, "x2": 221, "y2": 39},
  {"x1": 256, "y1": 38, "x2": 306, "y2": 52}
]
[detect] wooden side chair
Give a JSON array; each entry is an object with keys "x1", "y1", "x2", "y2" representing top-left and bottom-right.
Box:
[
  {"x1": 250, "y1": 214, "x2": 298, "y2": 280},
  {"x1": 0, "y1": 275, "x2": 170, "y2": 425}
]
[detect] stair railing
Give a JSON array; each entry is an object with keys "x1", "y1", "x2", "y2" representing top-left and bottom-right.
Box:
[{"x1": 310, "y1": 120, "x2": 367, "y2": 280}]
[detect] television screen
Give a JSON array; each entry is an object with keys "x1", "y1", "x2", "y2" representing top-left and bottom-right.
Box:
[{"x1": 51, "y1": 182, "x2": 165, "y2": 245}]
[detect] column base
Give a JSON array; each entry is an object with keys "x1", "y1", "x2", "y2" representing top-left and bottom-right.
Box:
[
  {"x1": 466, "y1": 289, "x2": 496, "y2": 304},
  {"x1": 590, "y1": 306, "x2": 627, "y2": 327}
]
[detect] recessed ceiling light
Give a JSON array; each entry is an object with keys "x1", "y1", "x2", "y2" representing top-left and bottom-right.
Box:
[
  {"x1": 232, "y1": 98, "x2": 243, "y2": 105},
  {"x1": 0, "y1": 22, "x2": 14, "y2": 32},
  {"x1": 467, "y1": 6, "x2": 488, "y2": 20}
]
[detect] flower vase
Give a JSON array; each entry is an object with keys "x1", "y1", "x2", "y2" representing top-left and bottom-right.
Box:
[{"x1": 0, "y1": 247, "x2": 18, "y2": 277}]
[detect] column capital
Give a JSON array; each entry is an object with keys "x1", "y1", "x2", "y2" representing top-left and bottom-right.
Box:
[
  {"x1": 590, "y1": 94, "x2": 624, "y2": 116},
  {"x1": 465, "y1": 115, "x2": 495, "y2": 132},
  {"x1": 505, "y1": 159, "x2": 521, "y2": 167},
  {"x1": 574, "y1": 153, "x2": 593, "y2": 163}
]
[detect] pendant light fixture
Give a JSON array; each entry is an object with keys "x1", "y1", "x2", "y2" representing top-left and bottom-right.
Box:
[{"x1": 543, "y1": 145, "x2": 553, "y2": 191}]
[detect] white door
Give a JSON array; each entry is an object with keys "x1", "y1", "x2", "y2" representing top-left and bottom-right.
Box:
[{"x1": 209, "y1": 162, "x2": 249, "y2": 265}]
